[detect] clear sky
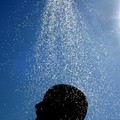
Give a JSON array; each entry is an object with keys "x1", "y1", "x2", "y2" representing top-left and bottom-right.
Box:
[{"x1": 0, "y1": 0, "x2": 120, "y2": 120}]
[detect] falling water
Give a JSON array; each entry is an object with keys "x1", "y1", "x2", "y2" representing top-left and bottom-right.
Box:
[
  {"x1": 35, "y1": 0, "x2": 85, "y2": 85},
  {"x1": 25, "y1": 0, "x2": 110, "y2": 119}
]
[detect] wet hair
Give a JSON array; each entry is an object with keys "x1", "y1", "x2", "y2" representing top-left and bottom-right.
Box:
[{"x1": 35, "y1": 84, "x2": 88, "y2": 120}]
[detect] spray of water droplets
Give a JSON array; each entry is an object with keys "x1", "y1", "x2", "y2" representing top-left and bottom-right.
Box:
[{"x1": 25, "y1": 0, "x2": 112, "y2": 119}]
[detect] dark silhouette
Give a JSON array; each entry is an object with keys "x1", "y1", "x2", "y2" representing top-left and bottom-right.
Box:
[{"x1": 35, "y1": 84, "x2": 88, "y2": 120}]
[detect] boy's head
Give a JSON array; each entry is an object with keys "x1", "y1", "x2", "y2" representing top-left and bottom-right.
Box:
[{"x1": 35, "y1": 84, "x2": 88, "y2": 120}]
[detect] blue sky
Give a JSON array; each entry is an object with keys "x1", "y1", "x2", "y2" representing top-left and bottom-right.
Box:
[{"x1": 0, "y1": 0, "x2": 120, "y2": 120}]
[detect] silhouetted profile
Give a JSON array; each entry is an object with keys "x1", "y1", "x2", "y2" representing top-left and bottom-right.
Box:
[{"x1": 35, "y1": 84, "x2": 88, "y2": 120}]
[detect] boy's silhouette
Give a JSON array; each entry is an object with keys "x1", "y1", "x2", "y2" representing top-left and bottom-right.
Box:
[{"x1": 35, "y1": 84, "x2": 88, "y2": 120}]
